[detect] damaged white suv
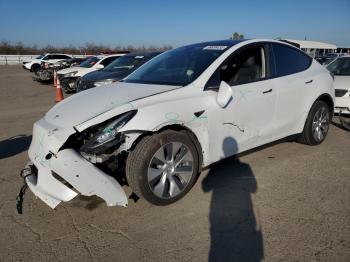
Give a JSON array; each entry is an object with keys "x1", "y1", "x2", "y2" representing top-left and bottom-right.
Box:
[{"x1": 22, "y1": 39, "x2": 334, "y2": 209}]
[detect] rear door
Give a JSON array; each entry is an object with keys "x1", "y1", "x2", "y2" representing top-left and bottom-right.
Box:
[
  {"x1": 46, "y1": 55, "x2": 64, "y2": 63},
  {"x1": 270, "y1": 43, "x2": 315, "y2": 138}
]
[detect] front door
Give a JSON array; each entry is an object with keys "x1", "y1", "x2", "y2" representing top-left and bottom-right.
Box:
[{"x1": 206, "y1": 44, "x2": 277, "y2": 162}]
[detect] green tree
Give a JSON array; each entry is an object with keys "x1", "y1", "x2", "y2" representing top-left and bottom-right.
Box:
[{"x1": 231, "y1": 32, "x2": 244, "y2": 39}]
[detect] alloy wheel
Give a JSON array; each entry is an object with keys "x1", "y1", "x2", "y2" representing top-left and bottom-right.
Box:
[
  {"x1": 312, "y1": 106, "x2": 330, "y2": 142},
  {"x1": 147, "y1": 142, "x2": 194, "y2": 199}
]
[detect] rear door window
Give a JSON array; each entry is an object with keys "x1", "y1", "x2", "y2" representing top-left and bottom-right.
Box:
[
  {"x1": 56, "y1": 55, "x2": 70, "y2": 59},
  {"x1": 271, "y1": 43, "x2": 311, "y2": 77},
  {"x1": 100, "y1": 56, "x2": 119, "y2": 66}
]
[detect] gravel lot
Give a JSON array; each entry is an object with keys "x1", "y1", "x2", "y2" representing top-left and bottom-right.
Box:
[{"x1": 0, "y1": 65, "x2": 349, "y2": 262}]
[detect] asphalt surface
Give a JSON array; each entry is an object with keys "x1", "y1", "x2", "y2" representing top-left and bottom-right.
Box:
[{"x1": 0, "y1": 65, "x2": 349, "y2": 262}]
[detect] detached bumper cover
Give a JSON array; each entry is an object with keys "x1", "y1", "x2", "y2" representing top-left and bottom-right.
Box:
[{"x1": 25, "y1": 119, "x2": 128, "y2": 209}]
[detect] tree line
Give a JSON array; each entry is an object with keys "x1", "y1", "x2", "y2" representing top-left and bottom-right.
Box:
[{"x1": 0, "y1": 41, "x2": 173, "y2": 55}]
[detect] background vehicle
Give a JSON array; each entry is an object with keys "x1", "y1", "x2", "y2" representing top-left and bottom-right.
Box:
[
  {"x1": 22, "y1": 39, "x2": 334, "y2": 209},
  {"x1": 316, "y1": 53, "x2": 346, "y2": 65},
  {"x1": 316, "y1": 56, "x2": 337, "y2": 65},
  {"x1": 32, "y1": 57, "x2": 89, "y2": 83},
  {"x1": 327, "y1": 55, "x2": 350, "y2": 115},
  {"x1": 22, "y1": 53, "x2": 73, "y2": 73},
  {"x1": 57, "y1": 54, "x2": 126, "y2": 93},
  {"x1": 77, "y1": 52, "x2": 161, "y2": 92}
]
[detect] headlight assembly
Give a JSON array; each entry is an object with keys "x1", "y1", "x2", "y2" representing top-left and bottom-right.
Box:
[
  {"x1": 80, "y1": 110, "x2": 137, "y2": 155},
  {"x1": 63, "y1": 71, "x2": 78, "y2": 78},
  {"x1": 94, "y1": 79, "x2": 116, "y2": 87}
]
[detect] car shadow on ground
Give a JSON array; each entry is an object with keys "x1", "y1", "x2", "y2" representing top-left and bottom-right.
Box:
[
  {"x1": 332, "y1": 121, "x2": 350, "y2": 132},
  {"x1": 0, "y1": 135, "x2": 32, "y2": 159},
  {"x1": 202, "y1": 137, "x2": 264, "y2": 262}
]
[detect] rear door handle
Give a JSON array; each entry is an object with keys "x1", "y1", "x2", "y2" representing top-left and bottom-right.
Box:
[
  {"x1": 305, "y1": 80, "x2": 313, "y2": 84},
  {"x1": 263, "y1": 89, "x2": 272, "y2": 94}
]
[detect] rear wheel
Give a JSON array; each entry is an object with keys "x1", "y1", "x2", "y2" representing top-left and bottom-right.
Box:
[
  {"x1": 299, "y1": 101, "x2": 330, "y2": 145},
  {"x1": 126, "y1": 130, "x2": 199, "y2": 205}
]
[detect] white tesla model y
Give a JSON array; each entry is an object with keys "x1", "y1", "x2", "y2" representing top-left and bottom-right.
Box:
[{"x1": 22, "y1": 39, "x2": 334, "y2": 209}]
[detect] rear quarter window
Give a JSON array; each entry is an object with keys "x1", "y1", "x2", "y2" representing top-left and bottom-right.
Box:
[{"x1": 271, "y1": 43, "x2": 312, "y2": 77}]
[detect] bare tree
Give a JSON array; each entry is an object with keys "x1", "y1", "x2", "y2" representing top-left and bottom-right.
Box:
[{"x1": 0, "y1": 40, "x2": 172, "y2": 55}]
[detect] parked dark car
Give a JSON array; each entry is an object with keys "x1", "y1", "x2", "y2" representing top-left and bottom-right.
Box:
[{"x1": 76, "y1": 52, "x2": 161, "y2": 92}]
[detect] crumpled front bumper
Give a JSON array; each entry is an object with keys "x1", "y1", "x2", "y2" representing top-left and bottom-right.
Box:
[
  {"x1": 24, "y1": 119, "x2": 128, "y2": 209},
  {"x1": 58, "y1": 76, "x2": 79, "y2": 92}
]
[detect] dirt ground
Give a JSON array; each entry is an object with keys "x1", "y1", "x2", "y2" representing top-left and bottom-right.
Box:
[{"x1": 0, "y1": 65, "x2": 349, "y2": 262}]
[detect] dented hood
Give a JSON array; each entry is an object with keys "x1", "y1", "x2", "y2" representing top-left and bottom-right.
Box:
[{"x1": 44, "y1": 82, "x2": 179, "y2": 128}]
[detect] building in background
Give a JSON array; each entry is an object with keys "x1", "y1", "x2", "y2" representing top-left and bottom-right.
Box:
[
  {"x1": 281, "y1": 39, "x2": 337, "y2": 57},
  {"x1": 337, "y1": 46, "x2": 350, "y2": 54}
]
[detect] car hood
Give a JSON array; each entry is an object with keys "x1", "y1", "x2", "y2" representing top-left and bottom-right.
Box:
[
  {"x1": 334, "y1": 75, "x2": 350, "y2": 91},
  {"x1": 83, "y1": 70, "x2": 130, "y2": 82},
  {"x1": 44, "y1": 82, "x2": 180, "y2": 128},
  {"x1": 58, "y1": 66, "x2": 95, "y2": 76}
]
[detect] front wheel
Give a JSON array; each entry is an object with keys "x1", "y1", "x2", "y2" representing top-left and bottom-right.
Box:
[
  {"x1": 126, "y1": 130, "x2": 199, "y2": 205},
  {"x1": 299, "y1": 101, "x2": 330, "y2": 145},
  {"x1": 31, "y1": 64, "x2": 40, "y2": 73}
]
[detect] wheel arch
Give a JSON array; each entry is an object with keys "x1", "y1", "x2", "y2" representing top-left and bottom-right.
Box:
[
  {"x1": 30, "y1": 63, "x2": 41, "y2": 71},
  {"x1": 128, "y1": 124, "x2": 204, "y2": 171},
  {"x1": 316, "y1": 93, "x2": 334, "y2": 117}
]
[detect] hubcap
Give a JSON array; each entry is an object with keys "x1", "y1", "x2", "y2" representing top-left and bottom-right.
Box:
[
  {"x1": 312, "y1": 106, "x2": 329, "y2": 142},
  {"x1": 147, "y1": 142, "x2": 194, "y2": 199}
]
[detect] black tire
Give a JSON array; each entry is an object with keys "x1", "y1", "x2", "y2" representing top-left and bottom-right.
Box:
[
  {"x1": 31, "y1": 64, "x2": 40, "y2": 73},
  {"x1": 126, "y1": 130, "x2": 200, "y2": 205},
  {"x1": 298, "y1": 100, "x2": 330, "y2": 145}
]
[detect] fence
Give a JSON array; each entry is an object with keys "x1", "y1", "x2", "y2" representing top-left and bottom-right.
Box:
[{"x1": 0, "y1": 55, "x2": 88, "y2": 65}]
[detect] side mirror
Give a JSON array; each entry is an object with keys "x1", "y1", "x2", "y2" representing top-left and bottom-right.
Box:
[
  {"x1": 217, "y1": 81, "x2": 232, "y2": 108},
  {"x1": 96, "y1": 64, "x2": 104, "y2": 69}
]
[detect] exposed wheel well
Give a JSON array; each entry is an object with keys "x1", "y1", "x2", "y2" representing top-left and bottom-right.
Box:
[
  {"x1": 129, "y1": 125, "x2": 204, "y2": 171},
  {"x1": 31, "y1": 63, "x2": 40, "y2": 72},
  {"x1": 317, "y1": 94, "x2": 334, "y2": 117}
]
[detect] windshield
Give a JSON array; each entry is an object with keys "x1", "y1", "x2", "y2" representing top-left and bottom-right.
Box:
[
  {"x1": 317, "y1": 57, "x2": 334, "y2": 65},
  {"x1": 104, "y1": 55, "x2": 145, "y2": 72},
  {"x1": 79, "y1": 56, "x2": 101, "y2": 68},
  {"x1": 327, "y1": 57, "x2": 350, "y2": 76},
  {"x1": 36, "y1": 55, "x2": 44, "y2": 59},
  {"x1": 325, "y1": 53, "x2": 337, "y2": 58},
  {"x1": 124, "y1": 44, "x2": 228, "y2": 86}
]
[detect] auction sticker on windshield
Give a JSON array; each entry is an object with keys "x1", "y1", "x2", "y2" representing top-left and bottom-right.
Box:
[{"x1": 203, "y1": 46, "x2": 228, "y2": 50}]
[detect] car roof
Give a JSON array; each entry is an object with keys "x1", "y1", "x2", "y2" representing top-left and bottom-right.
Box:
[
  {"x1": 44, "y1": 53, "x2": 72, "y2": 56},
  {"x1": 184, "y1": 39, "x2": 247, "y2": 49},
  {"x1": 123, "y1": 51, "x2": 162, "y2": 58},
  {"x1": 97, "y1": 53, "x2": 127, "y2": 59}
]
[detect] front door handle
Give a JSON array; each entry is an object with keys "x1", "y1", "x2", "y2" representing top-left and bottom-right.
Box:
[
  {"x1": 263, "y1": 89, "x2": 272, "y2": 94},
  {"x1": 305, "y1": 80, "x2": 313, "y2": 84}
]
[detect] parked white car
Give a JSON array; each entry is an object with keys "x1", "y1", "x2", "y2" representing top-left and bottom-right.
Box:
[
  {"x1": 326, "y1": 55, "x2": 350, "y2": 115},
  {"x1": 22, "y1": 53, "x2": 73, "y2": 72},
  {"x1": 22, "y1": 39, "x2": 334, "y2": 209},
  {"x1": 57, "y1": 54, "x2": 125, "y2": 93}
]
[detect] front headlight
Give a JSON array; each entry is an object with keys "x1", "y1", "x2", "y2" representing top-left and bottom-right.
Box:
[
  {"x1": 94, "y1": 79, "x2": 116, "y2": 87},
  {"x1": 63, "y1": 71, "x2": 78, "y2": 78},
  {"x1": 80, "y1": 110, "x2": 137, "y2": 154}
]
